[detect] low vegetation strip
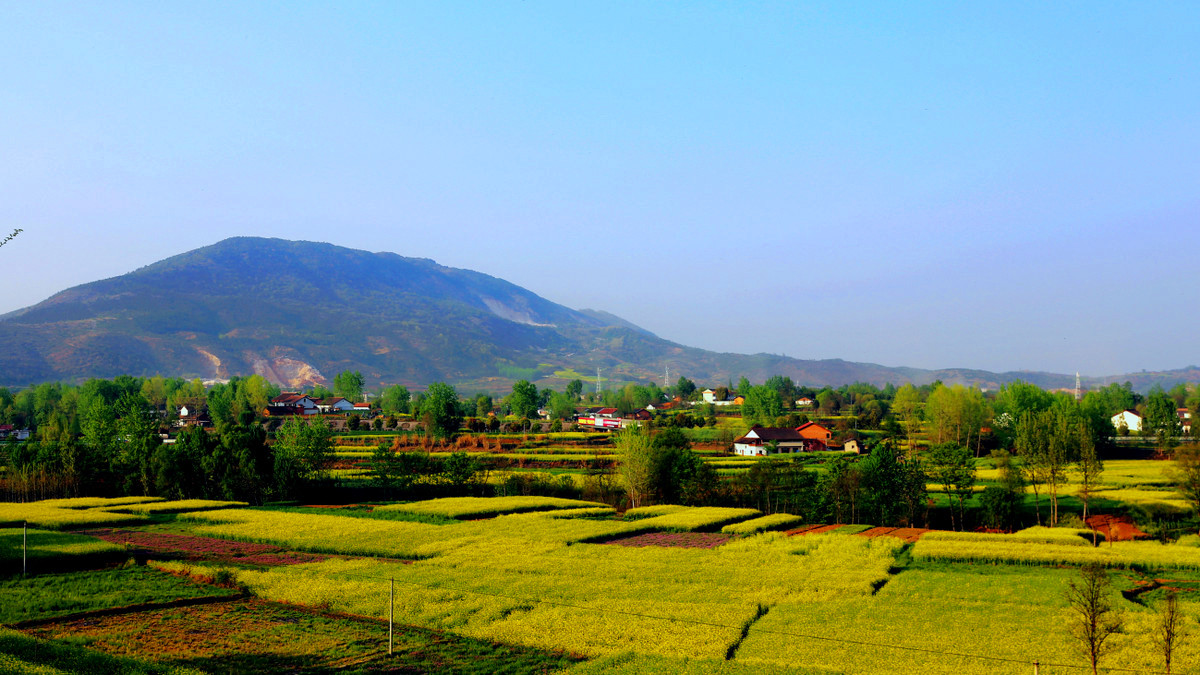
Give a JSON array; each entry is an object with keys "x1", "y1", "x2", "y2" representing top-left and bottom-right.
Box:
[
  {"x1": 37, "y1": 497, "x2": 165, "y2": 510},
  {"x1": 623, "y1": 505, "x2": 691, "y2": 519},
  {"x1": 100, "y1": 500, "x2": 248, "y2": 515},
  {"x1": 633, "y1": 507, "x2": 761, "y2": 533},
  {"x1": 721, "y1": 514, "x2": 805, "y2": 535},
  {"x1": 912, "y1": 537, "x2": 1200, "y2": 570},
  {"x1": 374, "y1": 496, "x2": 606, "y2": 519},
  {"x1": 922, "y1": 526, "x2": 1097, "y2": 547},
  {"x1": 0, "y1": 503, "x2": 150, "y2": 530}
]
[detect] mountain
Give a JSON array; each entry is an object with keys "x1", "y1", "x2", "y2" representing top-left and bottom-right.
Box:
[{"x1": 0, "y1": 237, "x2": 1192, "y2": 393}]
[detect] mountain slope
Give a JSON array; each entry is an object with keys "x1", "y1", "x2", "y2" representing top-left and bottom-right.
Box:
[{"x1": 0, "y1": 237, "x2": 1191, "y2": 392}]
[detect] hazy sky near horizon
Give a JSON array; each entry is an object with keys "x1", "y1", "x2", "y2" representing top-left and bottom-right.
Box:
[{"x1": 2, "y1": 2, "x2": 1197, "y2": 377}]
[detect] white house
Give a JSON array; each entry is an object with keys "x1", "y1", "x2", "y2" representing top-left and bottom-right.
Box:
[
  {"x1": 318, "y1": 397, "x2": 356, "y2": 413},
  {"x1": 1180, "y1": 408, "x2": 1193, "y2": 435},
  {"x1": 701, "y1": 389, "x2": 743, "y2": 406},
  {"x1": 1112, "y1": 410, "x2": 1142, "y2": 433},
  {"x1": 732, "y1": 426, "x2": 826, "y2": 456}
]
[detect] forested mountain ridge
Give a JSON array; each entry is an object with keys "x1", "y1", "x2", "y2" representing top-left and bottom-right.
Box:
[{"x1": 0, "y1": 237, "x2": 1192, "y2": 392}]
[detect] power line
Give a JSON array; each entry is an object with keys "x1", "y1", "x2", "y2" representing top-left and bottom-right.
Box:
[{"x1": 281, "y1": 565, "x2": 1164, "y2": 675}]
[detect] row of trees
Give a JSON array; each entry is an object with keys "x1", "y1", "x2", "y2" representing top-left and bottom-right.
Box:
[
  {"x1": 5, "y1": 395, "x2": 333, "y2": 504},
  {"x1": 611, "y1": 427, "x2": 940, "y2": 528}
]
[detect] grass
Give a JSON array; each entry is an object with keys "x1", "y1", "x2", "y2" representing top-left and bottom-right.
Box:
[
  {"x1": 0, "y1": 628, "x2": 205, "y2": 675},
  {"x1": 0, "y1": 567, "x2": 236, "y2": 625},
  {"x1": 0, "y1": 529, "x2": 126, "y2": 573}
]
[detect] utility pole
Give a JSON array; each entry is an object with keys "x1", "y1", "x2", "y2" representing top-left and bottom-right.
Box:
[{"x1": 596, "y1": 368, "x2": 602, "y2": 395}]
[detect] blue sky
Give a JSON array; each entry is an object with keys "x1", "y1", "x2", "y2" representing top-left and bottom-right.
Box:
[{"x1": 1, "y1": 2, "x2": 1197, "y2": 376}]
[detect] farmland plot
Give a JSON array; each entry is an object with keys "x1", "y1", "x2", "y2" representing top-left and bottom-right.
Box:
[
  {"x1": 739, "y1": 561, "x2": 1200, "y2": 674},
  {"x1": 157, "y1": 528, "x2": 901, "y2": 661}
]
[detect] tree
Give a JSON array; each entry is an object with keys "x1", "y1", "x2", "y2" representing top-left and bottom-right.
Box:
[
  {"x1": 272, "y1": 416, "x2": 334, "y2": 499},
  {"x1": 1076, "y1": 421, "x2": 1103, "y2": 522},
  {"x1": 674, "y1": 376, "x2": 697, "y2": 400},
  {"x1": 419, "y1": 382, "x2": 463, "y2": 440},
  {"x1": 926, "y1": 443, "x2": 975, "y2": 530},
  {"x1": 816, "y1": 390, "x2": 840, "y2": 416},
  {"x1": 824, "y1": 457, "x2": 862, "y2": 524},
  {"x1": 741, "y1": 385, "x2": 783, "y2": 427},
  {"x1": 981, "y1": 449, "x2": 1025, "y2": 530},
  {"x1": 892, "y1": 384, "x2": 923, "y2": 455},
  {"x1": 924, "y1": 385, "x2": 989, "y2": 453},
  {"x1": 153, "y1": 425, "x2": 212, "y2": 500},
  {"x1": 565, "y1": 379, "x2": 584, "y2": 401},
  {"x1": 442, "y1": 451, "x2": 482, "y2": 493},
  {"x1": 80, "y1": 399, "x2": 119, "y2": 488},
  {"x1": 333, "y1": 371, "x2": 365, "y2": 402},
  {"x1": 648, "y1": 427, "x2": 705, "y2": 505},
  {"x1": 1065, "y1": 563, "x2": 1122, "y2": 675},
  {"x1": 615, "y1": 427, "x2": 655, "y2": 509},
  {"x1": 115, "y1": 393, "x2": 162, "y2": 496},
  {"x1": 1145, "y1": 389, "x2": 1181, "y2": 453},
  {"x1": 474, "y1": 393, "x2": 494, "y2": 418},
  {"x1": 858, "y1": 442, "x2": 926, "y2": 527},
  {"x1": 547, "y1": 391, "x2": 576, "y2": 421},
  {"x1": 1015, "y1": 408, "x2": 1073, "y2": 526},
  {"x1": 207, "y1": 411, "x2": 271, "y2": 503},
  {"x1": 380, "y1": 385, "x2": 411, "y2": 415},
  {"x1": 1172, "y1": 446, "x2": 1200, "y2": 533},
  {"x1": 763, "y1": 375, "x2": 796, "y2": 405},
  {"x1": 1153, "y1": 590, "x2": 1185, "y2": 675},
  {"x1": 507, "y1": 380, "x2": 540, "y2": 419}
]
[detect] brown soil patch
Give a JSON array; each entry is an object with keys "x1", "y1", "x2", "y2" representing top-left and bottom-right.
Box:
[
  {"x1": 78, "y1": 529, "x2": 331, "y2": 566},
  {"x1": 803, "y1": 524, "x2": 845, "y2": 535},
  {"x1": 858, "y1": 527, "x2": 930, "y2": 543},
  {"x1": 603, "y1": 532, "x2": 734, "y2": 549},
  {"x1": 1086, "y1": 515, "x2": 1150, "y2": 542},
  {"x1": 783, "y1": 524, "x2": 826, "y2": 536}
]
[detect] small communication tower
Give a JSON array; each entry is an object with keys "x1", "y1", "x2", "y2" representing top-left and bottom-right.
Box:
[
  {"x1": 664, "y1": 366, "x2": 670, "y2": 388},
  {"x1": 1075, "y1": 372, "x2": 1082, "y2": 401},
  {"x1": 596, "y1": 367, "x2": 602, "y2": 394}
]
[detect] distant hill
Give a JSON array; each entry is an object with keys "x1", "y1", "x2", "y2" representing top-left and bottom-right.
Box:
[{"x1": 0, "y1": 237, "x2": 1193, "y2": 393}]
